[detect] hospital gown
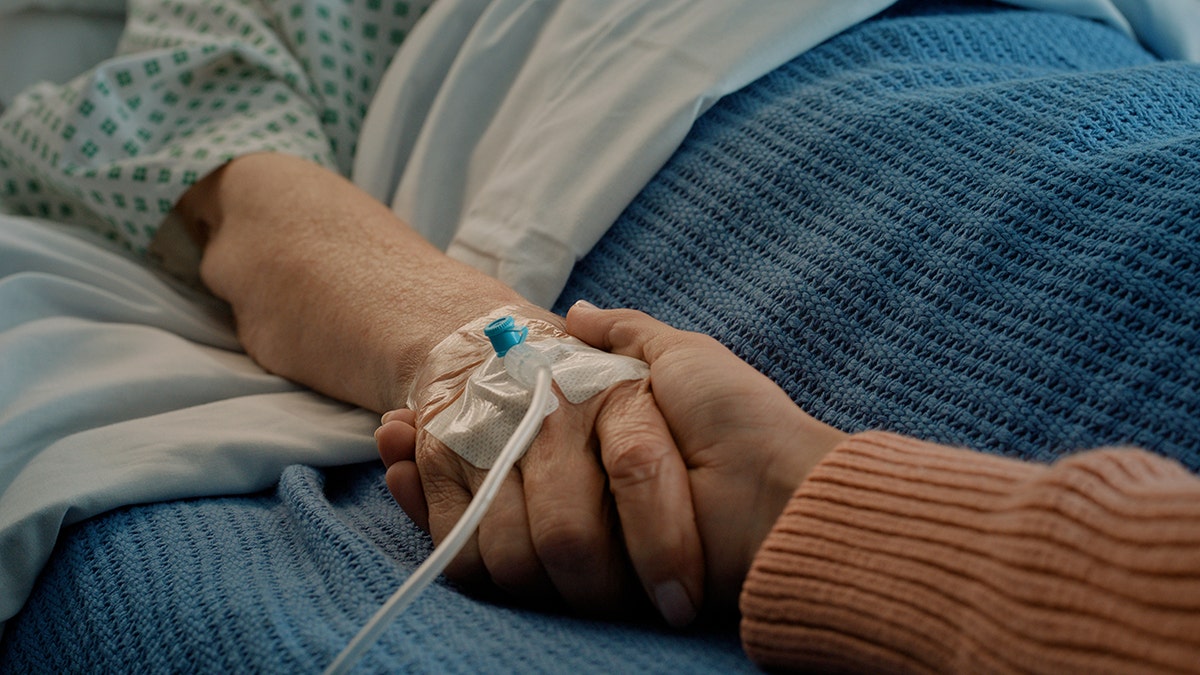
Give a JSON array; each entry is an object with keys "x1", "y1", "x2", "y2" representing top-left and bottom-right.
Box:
[
  {"x1": 3, "y1": 0, "x2": 1195, "y2": 303},
  {"x1": 0, "y1": 0, "x2": 433, "y2": 257}
]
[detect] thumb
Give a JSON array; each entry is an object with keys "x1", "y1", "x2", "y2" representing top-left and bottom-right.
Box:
[
  {"x1": 565, "y1": 302, "x2": 676, "y2": 363},
  {"x1": 568, "y1": 302, "x2": 706, "y2": 625}
]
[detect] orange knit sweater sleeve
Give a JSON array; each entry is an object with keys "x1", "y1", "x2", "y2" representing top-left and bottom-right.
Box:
[{"x1": 739, "y1": 431, "x2": 1200, "y2": 674}]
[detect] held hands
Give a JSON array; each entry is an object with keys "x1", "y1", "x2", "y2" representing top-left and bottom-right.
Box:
[
  {"x1": 376, "y1": 305, "x2": 705, "y2": 627},
  {"x1": 565, "y1": 303, "x2": 847, "y2": 612},
  {"x1": 183, "y1": 154, "x2": 834, "y2": 621},
  {"x1": 377, "y1": 303, "x2": 846, "y2": 624}
]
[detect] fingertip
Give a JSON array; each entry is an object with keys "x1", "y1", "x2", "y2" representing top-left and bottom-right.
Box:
[
  {"x1": 564, "y1": 300, "x2": 603, "y2": 343},
  {"x1": 565, "y1": 299, "x2": 597, "y2": 322},
  {"x1": 385, "y1": 460, "x2": 430, "y2": 532},
  {"x1": 566, "y1": 304, "x2": 654, "y2": 358},
  {"x1": 376, "y1": 418, "x2": 417, "y2": 467},
  {"x1": 654, "y1": 579, "x2": 699, "y2": 629}
]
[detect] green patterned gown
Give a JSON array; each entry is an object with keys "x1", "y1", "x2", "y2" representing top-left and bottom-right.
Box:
[{"x1": 0, "y1": 0, "x2": 433, "y2": 256}]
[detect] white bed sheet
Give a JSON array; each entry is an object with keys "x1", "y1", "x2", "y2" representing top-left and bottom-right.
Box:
[
  {"x1": 354, "y1": 0, "x2": 1200, "y2": 308},
  {"x1": 0, "y1": 215, "x2": 378, "y2": 631}
]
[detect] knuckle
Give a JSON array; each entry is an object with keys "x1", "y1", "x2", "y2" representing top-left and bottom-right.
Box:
[
  {"x1": 417, "y1": 456, "x2": 462, "y2": 490},
  {"x1": 605, "y1": 435, "x2": 669, "y2": 492},
  {"x1": 415, "y1": 435, "x2": 472, "y2": 478},
  {"x1": 606, "y1": 315, "x2": 645, "y2": 349},
  {"x1": 421, "y1": 480, "x2": 461, "y2": 512},
  {"x1": 533, "y1": 515, "x2": 604, "y2": 573}
]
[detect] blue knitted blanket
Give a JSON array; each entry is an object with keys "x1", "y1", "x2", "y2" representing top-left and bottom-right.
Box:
[
  {"x1": 557, "y1": 0, "x2": 1200, "y2": 471},
  {"x1": 5, "y1": 2, "x2": 1198, "y2": 672}
]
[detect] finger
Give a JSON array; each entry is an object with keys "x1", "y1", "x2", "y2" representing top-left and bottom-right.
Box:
[
  {"x1": 595, "y1": 380, "x2": 703, "y2": 628},
  {"x1": 378, "y1": 413, "x2": 429, "y2": 529},
  {"x1": 382, "y1": 408, "x2": 416, "y2": 425},
  {"x1": 474, "y1": 465, "x2": 557, "y2": 602},
  {"x1": 385, "y1": 460, "x2": 429, "y2": 532},
  {"x1": 376, "y1": 412, "x2": 417, "y2": 467},
  {"x1": 417, "y1": 435, "x2": 486, "y2": 583},
  {"x1": 565, "y1": 302, "x2": 678, "y2": 363},
  {"x1": 520, "y1": 405, "x2": 629, "y2": 614}
]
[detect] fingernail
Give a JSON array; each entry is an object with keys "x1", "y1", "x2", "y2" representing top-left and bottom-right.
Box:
[
  {"x1": 573, "y1": 299, "x2": 597, "y2": 310},
  {"x1": 381, "y1": 410, "x2": 398, "y2": 424},
  {"x1": 653, "y1": 580, "x2": 696, "y2": 629}
]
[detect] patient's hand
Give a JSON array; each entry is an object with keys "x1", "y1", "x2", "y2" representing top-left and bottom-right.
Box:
[
  {"x1": 175, "y1": 154, "x2": 701, "y2": 623},
  {"x1": 176, "y1": 154, "x2": 700, "y2": 623},
  {"x1": 565, "y1": 303, "x2": 848, "y2": 612},
  {"x1": 376, "y1": 310, "x2": 704, "y2": 627}
]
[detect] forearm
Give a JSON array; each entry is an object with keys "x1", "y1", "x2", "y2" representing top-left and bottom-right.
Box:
[
  {"x1": 176, "y1": 152, "x2": 545, "y2": 413},
  {"x1": 740, "y1": 432, "x2": 1200, "y2": 673}
]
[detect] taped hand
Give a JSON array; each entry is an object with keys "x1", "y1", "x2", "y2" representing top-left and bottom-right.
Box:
[{"x1": 376, "y1": 305, "x2": 704, "y2": 626}]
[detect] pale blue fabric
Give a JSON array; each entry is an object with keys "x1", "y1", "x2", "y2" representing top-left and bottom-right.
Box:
[
  {"x1": 0, "y1": 216, "x2": 378, "y2": 629},
  {"x1": 355, "y1": 0, "x2": 1200, "y2": 306},
  {"x1": 555, "y1": 1, "x2": 1200, "y2": 472},
  {"x1": 3, "y1": 2, "x2": 1197, "y2": 672}
]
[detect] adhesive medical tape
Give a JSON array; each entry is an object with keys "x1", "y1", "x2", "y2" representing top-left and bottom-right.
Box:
[{"x1": 423, "y1": 337, "x2": 648, "y2": 468}]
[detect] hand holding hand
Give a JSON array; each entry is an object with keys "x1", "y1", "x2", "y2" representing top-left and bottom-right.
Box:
[
  {"x1": 566, "y1": 303, "x2": 848, "y2": 611},
  {"x1": 376, "y1": 306, "x2": 705, "y2": 626}
]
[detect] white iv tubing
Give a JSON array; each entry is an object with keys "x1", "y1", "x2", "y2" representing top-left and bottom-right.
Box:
[{"x1": 324, "y1": 361, "x2": 554, "y2": 675}]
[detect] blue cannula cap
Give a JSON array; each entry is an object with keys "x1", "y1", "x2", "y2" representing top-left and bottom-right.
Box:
[{"x1": 484, "y1": 316, "x2": 529, "y2": 357}]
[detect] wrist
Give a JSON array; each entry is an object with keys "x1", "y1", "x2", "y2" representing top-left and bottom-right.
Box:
[
  {"x1": 768, "y1": 413, "x2": 846, "y2": 516},
  {"x1": 406, "y1": 304, "x2": 565, "y2": 413},
  {"x1": 740, "y1": 411, "x2": 846, "y2": 595},
  {"x1": 180, "y1": 152, "x2": 544, "y2": 413}
]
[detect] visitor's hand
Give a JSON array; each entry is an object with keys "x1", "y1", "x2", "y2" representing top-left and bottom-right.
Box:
[
  {"x1": 565, "y1": 303, "x2": 848, "y2": 611},
  {"x1": 376, "y1": 307, "x2": 704, "y2": 627}
]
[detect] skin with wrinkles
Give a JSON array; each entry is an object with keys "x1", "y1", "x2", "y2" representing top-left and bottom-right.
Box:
[
  {"x1": 380, "y1": 303, "x2": 848, "y2": 618},
  {"x1": 175, "y1": 152, "x2": 705, "y2": 625}
]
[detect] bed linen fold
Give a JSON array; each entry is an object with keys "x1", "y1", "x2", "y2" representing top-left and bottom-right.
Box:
[
  {"x1": 0, "y1": 216, "x2": 378, "y2": 629},
  {"x1": 2, "y1": 0, "x2": 1200, "y2": 659},
  {"x1": 354, "y1": 0, "x2": 1200, "y2": 308},
  {"x1": 2, "y1": 2, "x2": 1199, "y2": 669}
]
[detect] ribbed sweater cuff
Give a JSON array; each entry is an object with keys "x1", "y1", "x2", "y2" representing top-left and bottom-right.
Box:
[{"x1": 739, "y1": 431, "x2": 1200, "y2": 674}]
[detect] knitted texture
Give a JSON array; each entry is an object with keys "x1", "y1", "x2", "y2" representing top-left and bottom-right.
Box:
[
  {"x1": 5, "y1": 1, "x2": 1200, "y2": 671},
  {"x1": 555, "y1": 0, "x2": 1200, "y2": 471},
  {"x1": 741, "y1": 434, "x2": 1200, "y2": 673},
  {"x1": 2, "y1": 465, "x2": 751, "y2": 673}
]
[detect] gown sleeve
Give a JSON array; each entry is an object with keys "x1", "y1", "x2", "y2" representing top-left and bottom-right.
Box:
[{"x1": 0, "y1": 0, "x2": 430, "y2": 256}]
